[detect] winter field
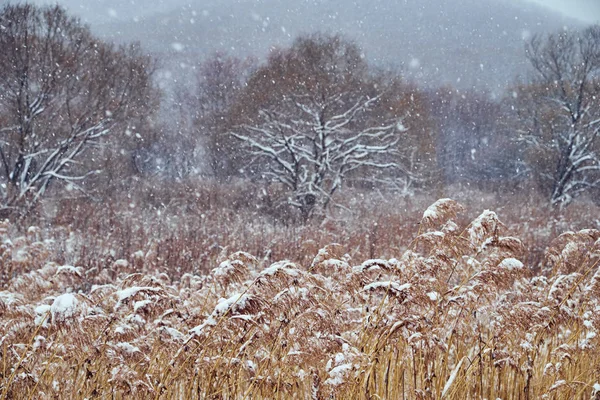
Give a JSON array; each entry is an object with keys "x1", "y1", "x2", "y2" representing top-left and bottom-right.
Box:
[
  {"x1": 1, "y1": 2, "x2": 600, "y2": 399},
  {"x1": 1, "y1": 192, "x2": 600, "y2": 399}
]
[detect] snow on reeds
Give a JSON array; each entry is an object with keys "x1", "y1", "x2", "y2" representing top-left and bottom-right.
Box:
[{"x1": 1, "y1": 199, "x2": 599, "y2": 399}]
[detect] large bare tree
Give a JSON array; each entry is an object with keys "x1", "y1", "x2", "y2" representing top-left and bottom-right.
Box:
[
  {"x1": 230, "y1": 34, "x2": 433, "y2": 219},
  {"x1": 0, "y1": 4, "x2": 157, "y2": 215},
  {"x1": 517, "y1": 25, "x2": 600, "y2": 206}
]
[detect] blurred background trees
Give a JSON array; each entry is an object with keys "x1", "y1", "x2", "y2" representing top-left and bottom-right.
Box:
[
  {"x1": 0, "y1": 4, "x2": 159, "y2": 216},
  {"x1": 1, "y1": 2, "x2": 599, "y2": 221}
]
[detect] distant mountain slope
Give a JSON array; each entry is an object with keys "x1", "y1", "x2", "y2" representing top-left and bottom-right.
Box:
[{"x1": 22, "y1": 0, "x2": 584, "y2": 90}]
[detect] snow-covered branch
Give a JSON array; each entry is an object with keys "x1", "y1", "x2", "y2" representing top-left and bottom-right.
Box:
[
  {"x1": 232, "y1": 92, "x2": 410, "y2": 218},
  {"x1": 522, "y1": 25, "x2": 600, "y2": 207}
]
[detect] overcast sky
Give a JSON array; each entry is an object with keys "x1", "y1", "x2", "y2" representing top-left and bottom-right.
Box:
[
  {"x1": 528, "y1": 0, "x2": 599, "y2": 23},
  {"x1": 15, "y1": 0, "x2": 600, "y2": 24}
]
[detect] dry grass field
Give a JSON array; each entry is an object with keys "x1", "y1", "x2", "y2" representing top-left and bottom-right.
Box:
[
  {"x1": 1, "y1": 3, "x2": 599, "y2": 398},
  {"x1": 1, "y1": 193, "x2": 600, "y2": 399}
]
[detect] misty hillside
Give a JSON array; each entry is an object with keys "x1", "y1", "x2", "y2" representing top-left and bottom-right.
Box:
[{"x1": 64, "y1": 0, "x2": 584, "y2": 91}]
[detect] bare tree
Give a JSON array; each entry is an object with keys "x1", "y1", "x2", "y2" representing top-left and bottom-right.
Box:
[
  {"x1": 155, "y1": 52, "x2": 255, "y2": 180},
  {"x1": 233, "y1": 94, "x2": 404, "y2": 219},
  {"x1": 0, "y1": 4, "x2": 157, "y2": 215},
  {"x1": 230, "y1": 34, "x2": 425, "y2": 219},
  {"x1": 517, "y1": 25, "x2": 600, "y2": 206},
  {"x1": 427, "y1": 87, "x2": 524, "y2": 191},
  {"x1": 193, "y1": 53, "x2": 255, "y2": 179}
]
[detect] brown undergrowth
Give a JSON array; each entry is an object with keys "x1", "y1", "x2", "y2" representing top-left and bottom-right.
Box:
[
  {"x1": 11, "y1": 181, "x2": 600, "y2": 282},
  {"x1": 1, "y1": 198, "x2": 599, "y2": 399}
]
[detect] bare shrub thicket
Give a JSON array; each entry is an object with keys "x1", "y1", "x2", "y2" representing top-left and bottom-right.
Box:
[
  {"x1": 1, "y1": 199, "x2": 599, "y2": 398},
  {"x1": 4, "y1": 178, "x2": 595, "y2": 284}
]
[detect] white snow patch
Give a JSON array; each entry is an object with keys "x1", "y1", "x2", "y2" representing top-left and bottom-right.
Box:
[
  {"x1": 363, "y1": 281, "x2": 410, "y2": 296},
  {"x1": 55, "y1": 265, "x2": 83, "y2": 277},
  {"x1": 134, "y1": 299, "x2": 153, "y2": 313},
  {"x1": 51, "y1": 293, "x2": 85, "y2": 324},
  {"x1": 260, "y1": 261, "x2": 300, "y2": 277},
  {"x1": 189, "y1": 293, "x2": 254, "y2": 336},
  {"x1": 427, "y1": 291, "x2": 440, "y2": 301},
  {"x1": 115, "y1": 286, "x2": 163, "y2": 307},
  {"x1": 586, "y1": 331, "x2": 597, "y2": 340},
  {"x1": 499, "y1": 258, "x2": 524, "y2": 271},
  {"x1": 214, "y1": 293, "x2": 252, "y2": 314},
  {"x1": 245, "y1": 360, "x2": 257, "y2": 373},
  {"x1": 213, "y1": 260, "x2": 236, "y2": 276},
  {"x1": 133, "y1": 250, "x2": 145, "y2": 259},
  {"x1": 34, "y1": 304, "x2": 51, "y2": 326},
  {"x1": 325, "y1": 363, "x2": 353, "y2": 386},
  {"x1": 0, "y1": 292, "x2": 21, "y2": 308},
  {"x1": 422, "y1": 198, "x2": 455, "y2": 222},
  {"x1": 115, "y1": 342, "x2": 140, "y2": 354},
  {"x1": 114, "y1": 323, "x2": 134, "y2": 335},
  {"x1": 161, "y1": 327, "x2": 185, "y2": 342},
  {"x1": 113, "y1": 259, "x2": 129, "y2": 268},
  {"x1": 355, "y1": 259, "x2": 389, "y2": 272},
  {"x1": 549, "y1": 380, "x2": 567, "y2": 391}
]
